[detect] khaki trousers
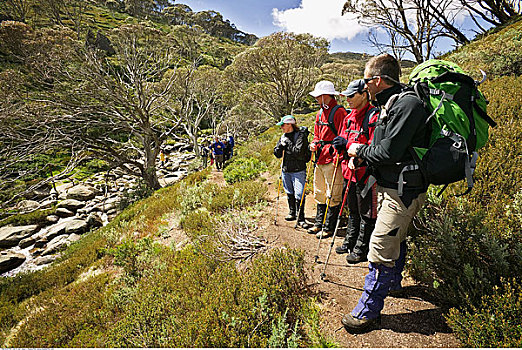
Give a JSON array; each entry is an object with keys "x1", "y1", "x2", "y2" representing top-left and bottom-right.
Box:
[
  {"x1": 367, "y1": 186, "x2": 426, "y2": 267},
  {"x1": 313, "y1": 162, "x2": 344, "y2": 207}
]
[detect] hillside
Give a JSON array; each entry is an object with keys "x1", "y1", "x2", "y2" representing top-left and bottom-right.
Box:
[{"x1": 0, "y1": 2, "x2": 521, "y2": 347}]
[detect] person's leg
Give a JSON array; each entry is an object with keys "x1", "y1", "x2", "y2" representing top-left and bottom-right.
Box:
[
  {"x1": 318, "y1": 161, "x2": 344, "y2": 238},
  {"x1": 343, "y1": 187, "x2": 426, "y2": 333},
  {"x1": 282, "y1": 172, "x2": 296, "y2": 221},
  {"x1": 308, "y1": 165, "x2": 327, "y2": 234},
  {"x1": 337, "y1": 182, "x2": 359, "y2": 254},
  {"x1": 293, "y1": 170, "x2": 310, "y2": 228}
]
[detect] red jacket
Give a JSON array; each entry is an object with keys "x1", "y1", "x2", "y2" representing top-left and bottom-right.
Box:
[
  {"x1": 340, "y1": 103, "x2": 379, "y2": 182},
  {"x1": 312, "y1": 100, "x2": 347, "y2": 165}
]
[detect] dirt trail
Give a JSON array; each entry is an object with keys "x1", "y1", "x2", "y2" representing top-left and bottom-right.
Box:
[
  {"x1": 257, "y1": 170, "x2": 460, "y2": 348},
  {"x1": 166, "y1": 167, "x2": 459, "y2": 347}
]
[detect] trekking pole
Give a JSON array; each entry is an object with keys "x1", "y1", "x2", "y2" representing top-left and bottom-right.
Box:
[
  {"x1": 314, "y1": 153, "x2": 341, "y2": 263},
  {"x1": 320, "y1": 181, "x2": 349, "y2": 280},
  {"x1": 294, "y1": 152, "x2": 314, "y2": 229},
  {"x1": 274, "y1": 150, "x2": 285, "y2": 226}
]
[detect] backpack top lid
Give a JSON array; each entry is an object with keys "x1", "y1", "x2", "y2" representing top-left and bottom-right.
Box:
[{"x1": 407, "y1": 59, "x2": 493, "y2": 151}]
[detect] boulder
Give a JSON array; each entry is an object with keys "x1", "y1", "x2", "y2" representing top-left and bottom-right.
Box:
[
  {"x1": 64, "y1": 219, "x2": 89, "y2": 235},
  {"x1": 0, "y1": 251, "x2": 26, "y2": 274},
  {"x1": 19, "y1": 236, "x2": 36, "y2": 249},
  {"x1": 56, "y1": 207, "x2": 74, "y2": 218},
  {"x1": 0, "y1": 225, "x2": 39, "y2": 249},
  {"x1": 46, "y1": 215, "x2": 60, "y2": 224},
  {"x1": 57, "y1": 199, "x2": 85, "y2": 211},
  {"x1": 34, "y1": 255, "x2": 55, "y2": 266},
  {"x1": 16, "y1": 200, "x2": 40, "y2": 211},
  {"x1": 41, "y1": 236, "x2": 68, "y2": 256},
  {"x1": 40, "y1": 199, "x2": 58, "y2": 209},
  {"x1": 66, "y1": 185, "x2": 96, "y2": 201},
  {"x1": 87, "y1": 212, "x2": 103, "y2": 229}
]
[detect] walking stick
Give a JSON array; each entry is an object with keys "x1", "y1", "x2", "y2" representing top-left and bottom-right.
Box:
[
  {"x1": 274, "y1": 150, "x2": 285, "y2": 226},
  {"x1": 314, "y1": 153, "x2": 340, "y2": 263},
  {"x1": 294, "y1": 151, "x2": 314, "y2": 229},
  {"x1": 320, "y1": 180, "x2": 349, "y2": 280}
]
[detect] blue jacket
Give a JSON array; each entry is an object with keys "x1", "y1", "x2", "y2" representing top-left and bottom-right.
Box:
[{"x1": 210, "y1": 141, "x2": 225, "y2": 155}]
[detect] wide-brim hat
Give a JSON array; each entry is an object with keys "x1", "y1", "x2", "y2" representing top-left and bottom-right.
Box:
[
  {"x1": 309, "y1": 80, "x2": 339, "y2": 97},
  {"x1": 276, "y1": 115, "x2": 296, "y2": 126},
  {"x1": 340, "y1": 79, "x2": 366, "y2": 97}
]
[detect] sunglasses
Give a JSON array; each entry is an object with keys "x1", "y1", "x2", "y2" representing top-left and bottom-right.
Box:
[{"x1": 363, "y1": 76, "x2": 379, "y2": 83}]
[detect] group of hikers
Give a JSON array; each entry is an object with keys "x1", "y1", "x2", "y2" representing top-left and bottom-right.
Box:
[
  {"x1": 200, "y1": 135, "x2": 235, "y2": 171},
  {"x1": 274, "y1": 54, "x2": 430, "y2": 333}
]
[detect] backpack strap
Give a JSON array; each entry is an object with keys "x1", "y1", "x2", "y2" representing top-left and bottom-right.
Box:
[{"x1": 316, "y1": 105, "x2": 345, "y2": 136}]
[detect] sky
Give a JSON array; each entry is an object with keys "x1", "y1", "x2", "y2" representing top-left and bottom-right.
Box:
[{"x1": 180, "y1": 0, "x2": 482, "y2": 57}]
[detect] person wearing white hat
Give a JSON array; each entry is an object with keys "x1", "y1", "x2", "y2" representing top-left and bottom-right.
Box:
[{"x1": 307, "y1": 80, "x2": 348, "y2": 238}]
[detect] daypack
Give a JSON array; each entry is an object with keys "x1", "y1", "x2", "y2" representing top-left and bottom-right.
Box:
[
  {"x1": 293, "y1": 126, "x2": 312, "y2": 162},
  {"x1": 395, "y1": 59, "x2": 497, "y2": 195}
]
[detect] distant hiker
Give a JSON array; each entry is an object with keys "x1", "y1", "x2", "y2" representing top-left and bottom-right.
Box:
[
  {"x1": 333, "y1": 79, "x2": 379, "y2": 264},
  {"x1": 200, "y1": 143, "x2": 209, "y2": 168},
  {"x1": 210, "y1": 137, "x2": 225, "y2": 170},
  {"x1": 223, "y1": 140, "x2": 231, "y2": 162},
  {"x1": 341, "y1": 54, "x2": 429, "y2": 333},
  {"x1": 273, "y1": 115, "x2": 312, "y2": 229},
  {"x1": 307, "y1": 80, "x2": 347, "y2": 238},
  {"x1": 159, "y1": 149, "x2": 166, "y2": 168},
  {"x1": 228, "y1": 135, "x2": 235, "y2": 157}
]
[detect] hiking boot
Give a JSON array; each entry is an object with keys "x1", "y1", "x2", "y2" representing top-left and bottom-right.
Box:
[
  {"x1": 341, "y1": 314, "x2": 381, "y2": 334},
  {"x1": 296, "y1": 197, "x2": 311, "y2": 229},
  {"x1": 285, "y1": 194, "x2": 296, "y2": 221},
  {"x1": 307, "y1": 225, "x2": 322, "y2": 234},
  {"x1": 308, "y1": 204, "x2": 326, "y2": 234},
  {"x1": 335, "y1": 243, "x2": 350, "y2": 255},
  {"x1": 346, "y1": 252, "x2": 367, "y2": 264},
  {"x1": 316, "y1": 229, "x2": 333, "y2": 239}
]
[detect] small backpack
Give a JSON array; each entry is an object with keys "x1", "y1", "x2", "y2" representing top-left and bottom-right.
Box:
[{"x1": 399, "y1": 59, "x2": 497, "y2": 195}]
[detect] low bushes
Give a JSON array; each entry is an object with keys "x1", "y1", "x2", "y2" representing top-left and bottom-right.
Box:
[
  {"x1": 446, "y1": 279, "x2": 522, "y2": 347},
  {"x1": 223, "y1": 157, "x2": 267, "y2": 184}
]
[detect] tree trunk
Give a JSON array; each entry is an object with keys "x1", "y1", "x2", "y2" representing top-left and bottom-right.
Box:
[{"x1": 142, "y1": 166, "x2": 161, "y2": 190}]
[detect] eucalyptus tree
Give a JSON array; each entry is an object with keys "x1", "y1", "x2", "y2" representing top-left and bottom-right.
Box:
[
  {"x1": 226, "y1": 32, "x2": 328, "y2": 121},
  {"x1": 7, "y1": 24, "x2": 185, "y2": 191},
  {"x1": 168, "y1": 63, "x2": 227, "y2": 156}
]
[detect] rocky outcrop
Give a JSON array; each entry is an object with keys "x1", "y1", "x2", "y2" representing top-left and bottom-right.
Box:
[
  {"x1": 1, "y1": 149, "x2": 193, "y2": 276},
  {"x1": 0, "y1": 225, "x2": 39, "y2": 249}
]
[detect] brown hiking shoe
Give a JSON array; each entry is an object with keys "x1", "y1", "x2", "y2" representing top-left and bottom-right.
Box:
[
  {"x1": 341, "y1": 314, "x2": 381, "y2": 334},
  {"x1": 315, "y1": 230, "x2": 333, "y2": 239},
  {"x1": 307, "y1": 225, "x2": 322, "y2": 234}
]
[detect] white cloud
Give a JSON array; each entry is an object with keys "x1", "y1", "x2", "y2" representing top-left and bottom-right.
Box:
[{"x1": 271, "y1": 0, "x2": 366, "y2": 41}]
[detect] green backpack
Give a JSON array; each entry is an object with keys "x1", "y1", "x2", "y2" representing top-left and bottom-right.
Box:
[{"x1": 399, "y1": 59, "x2": 497, "y2": 195}]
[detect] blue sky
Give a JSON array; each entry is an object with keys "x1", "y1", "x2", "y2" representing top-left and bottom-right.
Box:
[
  {"x1": 180, "y1": 0, "x2": 483, "y2": 57},
  {"x1": 181, "y1": 0, "x2": 374, "y2": 54}
]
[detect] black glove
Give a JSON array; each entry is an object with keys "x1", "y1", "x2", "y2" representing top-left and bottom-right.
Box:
[{"x1": 332, "y1": 136, "x2": 348, "y2": 151}]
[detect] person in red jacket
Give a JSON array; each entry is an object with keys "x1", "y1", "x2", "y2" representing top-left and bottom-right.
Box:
[
  {"x1": 307, "y1": 81, "x2": 347, "y2": 238},
  {"x1": 332, "y1": 79, "x2": 379, "y2": 264}
]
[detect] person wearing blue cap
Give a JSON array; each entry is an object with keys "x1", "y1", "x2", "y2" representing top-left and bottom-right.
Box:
[
  {"x1": 274, "y1": 115, "x2": 312, "y2": 228},
  {"x1": 332, "y1": 79, "x2": 379, "y2": 264}
]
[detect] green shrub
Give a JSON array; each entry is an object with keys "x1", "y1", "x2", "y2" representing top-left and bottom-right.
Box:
[
  {"x1": 0, "y1": 207, "x2": 56, "y2": 227},
  {"x1": 409, "y1": 199, "x2": 522, "y2": 308},
  {"x1": 223, "y1": 157, "x2": 267, "y2": 184},
  {"x1": 104, "y1": 247, "x2": 315, "y2": 348},
  {"x1": 446, "y1": 279, "x2": 522, "y2": 347}
]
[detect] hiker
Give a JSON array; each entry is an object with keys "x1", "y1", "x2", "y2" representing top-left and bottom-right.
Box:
[
  {"x1": 307, "y1": 80, "x2": 347, "y2": 238},
  {"x1": 200, "y1": 143, "x2": 209, "y2": 168},
  {"x1": 341, "y1": 54, "x2": 429, "y2": 333},
  {"x1": 333, "y1": 79, "x2": 379, "y2": 264},
  {"x1": 159, "y1": 149, "x2": 166, "y2": 168},
  {"x1": 228, "y1": 135, "x2": 235, "y2": 158},
  {"x1": 223, "y1": 140, "x2": 231, "y2": 162},
  {"x1": 273, "y1": 115, "x2": 312, "y2": 229},
  {"x1": 210, "y1": 137, "x2": 225, "y2": 171}
]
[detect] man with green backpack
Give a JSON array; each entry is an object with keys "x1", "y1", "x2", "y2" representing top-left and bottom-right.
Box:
[
  {"x1": 341, "y1": 54, "x2": 496, "y2": 333},
  {"x1": 341, "y1": 54, "x2": 430, "y2": 333}
]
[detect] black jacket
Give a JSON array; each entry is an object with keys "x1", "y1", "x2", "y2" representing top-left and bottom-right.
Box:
[
  {"x1": 357, "y1": 85, "x2": 429, "y2": 194},
  {"x1": 274, "y1": 127, "x2": 310, "y2": 173}
]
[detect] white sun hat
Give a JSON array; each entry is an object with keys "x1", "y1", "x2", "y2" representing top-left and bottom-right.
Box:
[{"x1": 309, "y1": 80, "x2": 339, "y2": 97}]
